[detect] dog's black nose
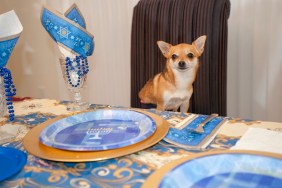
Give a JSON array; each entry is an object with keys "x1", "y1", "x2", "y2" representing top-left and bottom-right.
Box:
[{"x1": 178, "y1": 61, "x2": 186, "y2": 68}]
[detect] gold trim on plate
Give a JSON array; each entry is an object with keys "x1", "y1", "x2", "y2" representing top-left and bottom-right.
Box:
[
  {"x1": 23, "y1": 109, "x2": 169, "y2": 162},
  {"x1": 142, "y1": 150, "x2": 282, "y2": 188}
]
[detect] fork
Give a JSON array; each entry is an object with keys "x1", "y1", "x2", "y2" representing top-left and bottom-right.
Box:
[{"x1": 194, "y1": 114, "x2": 218, "y2": 133}]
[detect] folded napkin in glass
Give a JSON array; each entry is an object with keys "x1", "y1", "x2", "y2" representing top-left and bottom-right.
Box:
[
  {"x1": 41, "y1": 4, "x2": 94, "y2": 58},
  {"x1": 164, "y1": 114, "x2": 227, "y2": 150},
  {"x1": 0, "y1": 10, "x2": 23, "y2": 120},
  {"x1": 0, "y1": 10, "x2": 23, "y2": 68}
]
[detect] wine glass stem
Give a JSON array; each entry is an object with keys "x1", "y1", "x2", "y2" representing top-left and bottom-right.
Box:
[
  {"x1": 73, "y1": 91, "x2": 82, "y2": 105},
  {"x1": 0, "y1": 77, "x2": 6, "y2": 117}
]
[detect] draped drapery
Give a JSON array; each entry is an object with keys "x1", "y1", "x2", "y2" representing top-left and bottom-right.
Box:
[{"x1": 227, "y1": 0, "x2": 282, "y2": 122}]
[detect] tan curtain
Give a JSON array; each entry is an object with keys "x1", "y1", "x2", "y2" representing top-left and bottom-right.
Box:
[{"x1": 227, "y1": 0, "x2": 282, "y2": 122}]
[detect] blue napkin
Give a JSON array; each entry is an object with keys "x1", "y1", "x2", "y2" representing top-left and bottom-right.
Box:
[
  {"x1": 41, "y1": 4, "x2": 94, "y2": 58},
  {"x1": 164, "y1": 115, "x2": 227, "y2": 149}
]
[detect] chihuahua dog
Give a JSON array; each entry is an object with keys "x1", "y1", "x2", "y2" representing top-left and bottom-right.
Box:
[{"x1": 138, "y1": 35, "x2": 206, "y2": 113}]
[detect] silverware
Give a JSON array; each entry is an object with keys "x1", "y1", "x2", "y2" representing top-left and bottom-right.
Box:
[{"x1": 194, "y1": 114, "x2": 218, "y2": 133}]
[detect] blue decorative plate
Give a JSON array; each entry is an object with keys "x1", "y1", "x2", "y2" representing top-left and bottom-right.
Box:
[
  {"x1": 0, "y1": 147, "x2": 27, "y2": 182},
  {"x1": 39, "y1": 110, "x2": 157, "y2": 151},
  {"x1": 142, "y1": 151, "x2": 282, "y2": 188}
]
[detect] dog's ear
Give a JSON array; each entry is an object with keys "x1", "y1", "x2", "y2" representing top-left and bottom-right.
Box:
[
  {"x1": 157, "y1": 41, "x2": 171, "y2": 57},
  {"x1": 193, "y1": 35, "x2": 207, "y2": 56}
]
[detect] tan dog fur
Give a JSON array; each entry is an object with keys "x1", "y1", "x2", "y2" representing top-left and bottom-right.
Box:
[{"x1": 139, "y1": 35, "x2": 206, "y2": 113}]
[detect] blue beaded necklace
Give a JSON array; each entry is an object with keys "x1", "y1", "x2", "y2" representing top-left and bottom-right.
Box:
[
  {"x1": 65, "y1": 55, "x2": 89, "y2": 88},
  {"x1": 0, "y1": 67, "x2": 16, "y2": 121}
]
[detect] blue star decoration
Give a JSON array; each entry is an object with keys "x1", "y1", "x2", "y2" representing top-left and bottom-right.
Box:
[
  {"x1": 83, "y1": 43, "x2": 90, "y2": 53},
  {"x1": 57, "y1": 26, "x2": 71, "y2": 39}
]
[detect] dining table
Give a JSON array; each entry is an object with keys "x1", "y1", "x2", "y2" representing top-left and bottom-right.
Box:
[{"x1": 0, "y1": 98, "x2": 281, "y2": 188}]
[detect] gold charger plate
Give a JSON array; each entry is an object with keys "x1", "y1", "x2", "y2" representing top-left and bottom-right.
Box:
[
  {"x1": 23, "y1": 109, "x2": 169, "y2": 162},
  {"x1": 142, "y1": 150, "x2": 282, "y2": 188}
]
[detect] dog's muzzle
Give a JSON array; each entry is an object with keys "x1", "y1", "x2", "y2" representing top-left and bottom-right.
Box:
[{"x1": 178, "y1": 61, "x2": 187, "y2": 70}]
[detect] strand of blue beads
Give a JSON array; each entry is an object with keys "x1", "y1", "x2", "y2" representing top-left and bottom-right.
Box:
[
  {"x1": 65, "y1": 55, "x2": 89, "y2": 87},
  {"x1": 81, "y1": 55, "x2": 89, "y2": 75},
  {"x1": 65, "y1": 55, "x2": 88, "y2": 88},
  {"x1": 0, "y1": 67, "x2": 16, "y2": 121},
  {"x1": 65, "y1": 56, "x2": 79, "y2": 88}
]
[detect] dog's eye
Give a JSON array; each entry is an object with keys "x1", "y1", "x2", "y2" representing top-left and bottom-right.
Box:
[
  {"x1": 172, "y1": 54, "x2": 178, "y2": 60},
  {"x1": 187, "y1": 53, "x2": 194, "y2": 58}
]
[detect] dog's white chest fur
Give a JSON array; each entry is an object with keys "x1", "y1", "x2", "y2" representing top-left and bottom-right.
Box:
[
  {"x1": 163, "y1": 89, "x2": 190, "y2": 109},
  {"x1": 162, "y1": 70, "x2": 194, "y2": 109}
]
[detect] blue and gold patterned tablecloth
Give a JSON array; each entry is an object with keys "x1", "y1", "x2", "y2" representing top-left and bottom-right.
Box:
[{"x1": 0, "y1": 98, "x2": 281, "y2": 188}]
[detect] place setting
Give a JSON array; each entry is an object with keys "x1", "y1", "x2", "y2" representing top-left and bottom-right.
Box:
[
  {"x1": 21, "y1": 103, "x2": 231, "y2": 163},
  {"x1": 23, "y1": 109, "x2": 169, "y2": 162}
]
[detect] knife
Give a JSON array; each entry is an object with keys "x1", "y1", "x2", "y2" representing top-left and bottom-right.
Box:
[{"x1": 194, "y1": 114, "x2": 218, "y2": 133}]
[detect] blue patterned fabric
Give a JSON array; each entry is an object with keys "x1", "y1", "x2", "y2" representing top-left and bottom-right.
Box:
[
  {"x1": 41, "y1": 6, "x2": 94, "y2": 56},
  {"x1": 165, "y1": 115, "x2": 225, "y2": 146},
  {"x1": 1, "y1": 99, "x2": 280, "y2": 188},
  {"x1": 12, "y1": 113, "x2": 56, "y2": 128},
  {"x1": 0, "y1": 37, "x2": 19, "y2": 68}
]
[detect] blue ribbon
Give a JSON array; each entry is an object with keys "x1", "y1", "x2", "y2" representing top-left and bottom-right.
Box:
[
  {"x1": 41, "y1": 6, "x2": 94, "y2": 56},
  {"x1": 0, "y1": 37, "x2": 19, "y2": 68}
]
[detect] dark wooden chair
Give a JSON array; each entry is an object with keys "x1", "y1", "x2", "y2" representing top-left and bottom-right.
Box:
[{"x1": 130, "y1": 0, "x2": 230, "y2": 116}]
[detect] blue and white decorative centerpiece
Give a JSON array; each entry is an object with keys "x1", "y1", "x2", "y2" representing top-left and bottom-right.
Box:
[
  {"x1": 41, "y1": 4, "x2": 94, "y2": 111},
  {"x1": 0, "y1": 10, "x2": 23, "y2": 121}
]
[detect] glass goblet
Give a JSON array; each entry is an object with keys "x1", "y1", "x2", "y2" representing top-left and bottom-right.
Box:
[
  {"x1": 59, "y1": 57, "x2": 89, "y2": 111},
  {"x1": 0, "y1": 77, "x2": 6, "y2": 118}
]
